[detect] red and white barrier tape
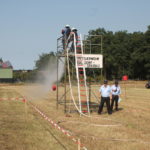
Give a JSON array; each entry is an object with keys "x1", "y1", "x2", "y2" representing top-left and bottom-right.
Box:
[
  {"x1": 0, "y1": 97, "x2": 26, "y2": 102},
  {"x1": 29, "y1": 102, "x2": 88, "y2": 150},
  {"x1": 0, "y1": 97, "x2": 87, "y2": 149}
]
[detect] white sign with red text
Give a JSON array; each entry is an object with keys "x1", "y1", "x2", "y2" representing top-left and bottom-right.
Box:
[{"x1": 77, "y1": 54, "x2": 103, "y2": 68}]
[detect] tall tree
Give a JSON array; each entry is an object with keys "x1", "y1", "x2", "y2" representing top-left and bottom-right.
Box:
[
  {"x1": 35, "y1": 52, "x2": 56, "y2": 70},
  {"x1": 85, "y1": 26, "x2": 150, "y2": 80}
]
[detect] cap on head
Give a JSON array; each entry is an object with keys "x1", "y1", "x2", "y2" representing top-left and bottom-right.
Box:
[
  {"x1": 104, "y1": 80, "x2": 108, "y2": 84},
  {"x1": 65, "y1": 24, "x2": 70, "y2": 28}
]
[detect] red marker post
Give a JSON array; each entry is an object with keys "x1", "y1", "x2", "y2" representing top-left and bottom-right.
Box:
[{"x1": 122, "y1": 75, "x2": 128, "y2": 100}]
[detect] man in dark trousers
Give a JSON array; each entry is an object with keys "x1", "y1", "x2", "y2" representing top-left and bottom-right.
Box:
[
  {"x1": 70, "y1": 27, "x2": 78, "y2": 52},
  {"x1": 110, "y1": 80, "x2": 121, "y2": 111},
  {"x1": 61, "y1": 25, "x2": 71, "y2": 50},
  {"x1": 98, "y1": 80, "x2": 112, "y2": 115}
]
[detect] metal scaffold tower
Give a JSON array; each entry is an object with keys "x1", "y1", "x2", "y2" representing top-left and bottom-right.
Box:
[{"x1": 56, "y1": 32, "x2": 103, "y2": 116}]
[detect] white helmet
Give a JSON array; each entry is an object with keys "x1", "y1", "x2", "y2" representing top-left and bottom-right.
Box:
[
  {"x1": 72, "y1": 27, "x2": 75, "y2": 31},
  {"x1": 65, "y1": 24, "x2": 70, "y2": 27},
  {"x1": 72, "y1": 27, "x2": 77, "y2": 31}
]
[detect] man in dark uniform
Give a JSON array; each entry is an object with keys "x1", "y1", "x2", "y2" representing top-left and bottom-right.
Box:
[
  {"x1": 70, "y1": 27, "x2": 78, "y2": 52},
  {"x1": 62, "y1": 25, "x2": 71, "y2": 50},
  {"x1": 98, "y1": 80, "x2": 112, "y2": 115}
]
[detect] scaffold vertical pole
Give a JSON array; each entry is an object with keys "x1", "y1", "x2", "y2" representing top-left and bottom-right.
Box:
[
  {"x1": 101, "y1": 35, "x2": 103, "y2": 80},
  {"x1": 56, "y1": 38, "x2": 59, "y2": 109},
  {"x1": 64, "y1": 43, "x2": 67, "y2": 113}
]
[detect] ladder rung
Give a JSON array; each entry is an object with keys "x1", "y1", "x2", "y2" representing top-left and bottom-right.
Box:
[
  {"x1": 79, "y1": 69, "x2": 83, "y2": 71},
  {"x1": 76, "y1": 45, "x2": 81, "y2": 47},
  {"x1": 80, "y1": 90, "x2": 86, "y2": 91},
  {"x1": 77, "y1": 50, "x2": 81, "y2": 52},
  {"x1": 80, "y1": 79, "x2": 84, "y2": 81},
  {"x1": 78, "y1": 65, "x2": 83, "y2": 67},
  {"x1": 82, "y1": 105, "x2": 87, "y2": 107},
  {"x1": 81, "y1": 100, "x2": 87, "y2": 102},
  {"x1": 82, "y1": 110, "x2": 88, "y2": 113}
]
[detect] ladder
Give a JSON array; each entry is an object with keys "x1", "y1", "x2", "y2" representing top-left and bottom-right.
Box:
[{"x1": 68, "y1": 33, "x2": 90, "y2": 115}]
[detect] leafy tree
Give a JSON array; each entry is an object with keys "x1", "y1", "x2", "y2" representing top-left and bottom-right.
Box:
[
  {"x1": 85, "y1": 25, "x2": 150, "y2": 80},
  {"x1": 35, "y1": 52, "x2": 56, "y2": 70}
]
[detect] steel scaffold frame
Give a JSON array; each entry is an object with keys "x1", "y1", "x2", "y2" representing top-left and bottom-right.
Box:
[{"x1": 56, "y1": 34, "x2": 103, "y2": 115}]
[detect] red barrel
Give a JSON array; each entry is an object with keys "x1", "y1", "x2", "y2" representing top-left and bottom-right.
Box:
[
  {"x1": 52, "y1": 85, "x2": 56, "y2": 91},
  {"x1": 122, "y1": 75, "x2": 128, "y2": 81}
]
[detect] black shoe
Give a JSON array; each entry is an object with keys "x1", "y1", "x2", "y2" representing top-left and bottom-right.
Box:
[
  {"x1": 98, "y1": 111, "x2": 101, "y2": 115},
  {"x1": 108, "y1": 111, "x2": 112, "y2": 115}
]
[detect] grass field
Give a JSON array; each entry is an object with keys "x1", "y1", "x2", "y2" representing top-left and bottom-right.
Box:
[{"x1": 0, "y1": 81, "x2": 150, "y2": 150}]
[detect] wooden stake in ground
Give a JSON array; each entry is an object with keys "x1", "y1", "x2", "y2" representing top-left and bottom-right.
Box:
[
  {"x1": 78, "y1": 138, "x2": 80, "y2": 150},
  {"x1": 124, "y1": 80, "x2": 127, "y2": 100},
  {"x1": 23, "y1": 98, "x2": 27, "y2": 122},
  {"x1": 122, "y1": 75, "x2": 128, "y2": 100}
]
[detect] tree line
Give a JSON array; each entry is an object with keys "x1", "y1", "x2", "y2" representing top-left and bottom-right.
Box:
[
  {"x1": 86, "y1": 25, "x2": 150, "y2": 80},
  {"x1": 13, "y1": 25, "x2": 150, "y2": 82}
]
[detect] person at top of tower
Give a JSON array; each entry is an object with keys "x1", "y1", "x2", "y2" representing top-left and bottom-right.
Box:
[
  {"x1": 69, "y1": 27, "x2": 78, "y2": 52},
  {"x1": 61, "y1": 25, "x2": 71, "y2": 50},
  {"x1": 71, "y1": 27, "x2": 78, "y2": 40}
]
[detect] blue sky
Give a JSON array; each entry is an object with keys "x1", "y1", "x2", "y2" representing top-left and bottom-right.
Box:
[{"x1": 0, "y1": 0, "x2": 150, "y2": 69}]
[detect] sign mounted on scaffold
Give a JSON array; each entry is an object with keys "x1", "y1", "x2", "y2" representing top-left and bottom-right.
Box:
[{"x1": 76, "y1": 54, "x2": 103, "y2": 68}]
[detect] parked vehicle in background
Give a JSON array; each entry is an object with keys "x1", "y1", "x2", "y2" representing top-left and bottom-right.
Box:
[{"x1": 145, "y1": 81, "x2": 150, "y2": 89}]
